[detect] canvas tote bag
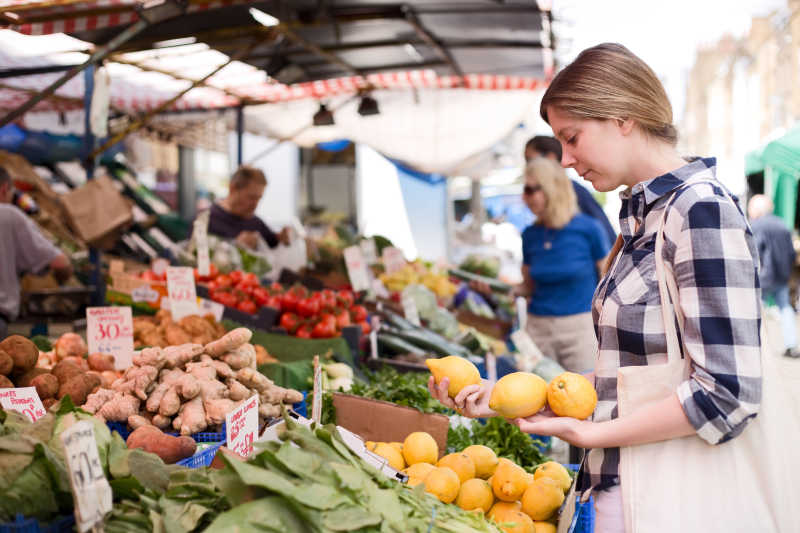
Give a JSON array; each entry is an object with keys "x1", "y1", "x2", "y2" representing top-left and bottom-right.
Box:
[{"x1": 617, "y1": 183, "x2": 800, "y2": 532}]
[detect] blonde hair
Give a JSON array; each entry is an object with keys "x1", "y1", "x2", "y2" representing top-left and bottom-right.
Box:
[
  {"x1": 526, "y1": 157, "x2": 577, "y2": 229},
  {"x1": 540, "y1": 43, "x2": 677, "y2": 146}
]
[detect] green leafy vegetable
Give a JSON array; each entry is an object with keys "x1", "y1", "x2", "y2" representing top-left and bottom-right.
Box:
[
  {"x1": 447, "y1": 417, "x2": 549, "y2": 474},
  {"x1": 347, "y1": 366, "x2": 453, "y2": 416}
]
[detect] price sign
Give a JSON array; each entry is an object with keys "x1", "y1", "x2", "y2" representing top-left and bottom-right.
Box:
[
  {"x1": 360, "y1": 238, "x2": 378, "y2": 264},
  {"x1": 510, "y1": 329, "x2": 544, "y2": 368},
  {"x1": 382, "y1": 246, "x2": 406, "y2": 274},
  {"x1": 151, "y1": 258, "x2": 169, "y2": 277},
  {"x1": 312, "y1": 355, "x2": 322, "y2": 423},
  {"x1": 193, "y1": 211, "x2": 210, "y2": 277},
  {"x1": 343, "y1": 246, "x2": 371, "y2": 292},
  {"x1": 131, "y1": 284, "x2": 160, "y2": 303},
  {"x1": 86, "y1": 306, "x2": 133, "y2": 370},
  {"x1": 401, "y1": 293, "x2": 421, "y2": 326},
  {"x1": 61, "y1": 420, "x2": 113, "y2": 532},
  {"x1": 515, "y1": 297, "x2": 528, "y2": 330},
  {"x1": 166, "y1": 266, "x2": 199, "y2": 320},
  {"x1": 198, "y1": 298, "x2": 225, "y2": 321},
  {"x1": 0, "y1": 387, "x2": 46, "y2": 422},
  {"x1": 226, "y1": 394, "x2": 259, "y2": 459}
]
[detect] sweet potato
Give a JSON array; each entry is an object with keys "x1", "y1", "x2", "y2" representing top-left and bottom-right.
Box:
[
  {"x1": 0, "y1": 375, "x2": 12, "y2": 388},
  {"x1": 87, "y1": 353, "x2": 115, "y2": 372},
  {"x1": 126, "y1": 425, "x2": 196, "y2": 464},
  {"x1": 0, "y1": 335, "x2": 38, "y2": 375},
  {"x1": 58, "y1": 372, "x2": 101, "y2": 405},
  {"x1": 30, "y1": 373, "x2": 59, "y2": 399},
  {"x1": 0, "y1": 349, "x2": 12, "y2": 375},
  {"x1": 52, "y1": 360, "x2": 84, "y2": 385}
]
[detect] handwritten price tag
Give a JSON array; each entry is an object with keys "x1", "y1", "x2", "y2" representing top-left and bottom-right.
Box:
[
  {"x1": 312, "y1": 356, "x2": 322, "y2": 423},
  {"x1": 86, "y1": 306, "x2": 133, "y2": 370},
  {"x1": 61, "y1": 420, "x2": 112, "y2": 533},
  {"x1": 382, "y1": 246, "x2": 406, "y2": 274},
  {"x1": 166, "y1": 266, "x2": 199, "y2": 320},
  {"x1": 226, "y1": 394, "x2": 259, "y2": 459},
  {"x1": 193, "y1": 211, "x2": 210, "y2": 277},
  {"x1": 0, "y1": 387, "x2": 46, "y2": 422},
  {"x1": 510, "y1": 329, "x2": 544, "y2": 368},
  {"x1": 343, "y1": 246, "x2": 370, "y2": 292}
]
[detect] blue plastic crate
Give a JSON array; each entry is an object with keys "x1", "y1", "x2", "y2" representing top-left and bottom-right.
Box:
[
  {"x1": 0, "y1": 514, "x2": 75, "y2": 533},
  {"x1": 177, "y1": 441, "x2": 223, "y2": 468},
  {"x1": 106, "y1": 420, "x2": 226, "y2": 443},
  {"x1": 566, "y1": 463, "x2": 595, "y2": 533},
  {"x1": 293, "y1": 391, "x2": 308, "y2": 418}
]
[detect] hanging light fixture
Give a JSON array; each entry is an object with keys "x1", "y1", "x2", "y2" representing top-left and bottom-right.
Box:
[
  {"x1": 313, "y1": 103, "x2": 335, "y2": 126},
  {"x1": 357, "y1": 94, "x2": 380, "y2": 116}
]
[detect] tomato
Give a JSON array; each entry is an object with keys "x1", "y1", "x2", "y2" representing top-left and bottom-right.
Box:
[
  {"x1": 311, "y1": 318, "x2": 337, "y2": 338},
  {"x1": 279, "y1": 313, "x2": 300, "y2": 333},
  {"x1": 216, "y1": 275, "x2": 233, "y2": 288},
  {"x1": 349, "y1": 304, "x2": 368, "y2": 323},
  {"x1": 216, "y1": 291, "x2": 237, "y2": 308},
  {"x1": 279, "y1": 291, "x2": 299, "y2": 313},
  {"x1": 295, "y1": 324, "x2": 313, "y2": 339},
  {"x1": 335, "y1": 310, "x2": 351, "y2": 329},
  {"x1": 242, "y1": 272, "x2": 259, "y2": 286},
  {"x1": 264, "y1": 295, "x2": 281, "y2": 309},
  {"x1": 252, "y1": 287, "x2": 270, "y2": 306},
  {"x1": 235, "y1": 280, "x2": 254, "y2": 296},
  {"x1": 337, "y1": 290, "x2": 355, "y2": 308},
  {"x1": 237, "y1": 299, "x2": 257, "y2": 314},
  {"x1": 207, "y1": 280, "x2": 220, "y2": 292},
  {"x1": 229, "y1": 270, "x2": 243, "y2": 284},
  {"x1": 357, "y1": 320, "x2": 370, "y2": 335},
  {"x1": 269, "y1": 282, "x2": 283, "y2": 293},
  {"x1": 296, "y1": 297, "x2": 320, "y2": 318}
]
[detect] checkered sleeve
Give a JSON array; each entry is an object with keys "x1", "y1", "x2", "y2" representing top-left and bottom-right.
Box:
[{"x1": 666, "y1": 187, "x2": 762, "y2": 445}]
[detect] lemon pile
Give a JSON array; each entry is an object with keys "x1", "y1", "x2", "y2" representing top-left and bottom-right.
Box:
[
  {"x1": 379, "y1": 265, "x2": 457, "y2": 297},
  {"x1": 368, "y1": 429, "x2": 574, "y2": 533}
]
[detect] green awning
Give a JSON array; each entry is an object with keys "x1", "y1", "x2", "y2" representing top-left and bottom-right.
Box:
[
  {"x1": 745, "y1": 148, "x2": 764, "y2": 176},
  {"x1": 763, "y1": 125, "x2": 800, "y2": 177}
]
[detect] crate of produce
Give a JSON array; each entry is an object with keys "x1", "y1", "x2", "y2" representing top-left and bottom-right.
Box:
[
  {"x1": 0, "y1": 514, "x2": 75, "y2": 533},
  {"x1": 566, "y1": 464, "x2": 595, "y2": 533},
  {"x1": 176, "y1": 441, "x2": 223, "y2": 468}
]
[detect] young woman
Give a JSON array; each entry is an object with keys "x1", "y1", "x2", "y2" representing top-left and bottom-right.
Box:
[
  {"x1": 517, "y1": 157, "x2": 610, "y2": 373},
  {"x1": 430, "y1": 43, "x2": 766, "y2": 531}
]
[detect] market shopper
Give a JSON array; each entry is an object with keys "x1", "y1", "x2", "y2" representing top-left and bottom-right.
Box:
[
  {"x1": 207, "y1": 166, "x2": 291, "y2": 250},
  {"x1": 525, "y1": 135, "x2": 617, "y2": 244},
  {"x1": 748, "y1": 194, "x2": 799, "y2": 358},
  {"x1": 431, "y1": 43, "x2": 798, "y2": 532},
  {"x1": 0, "y1": 167, "x2": 72, "y2": 339}
]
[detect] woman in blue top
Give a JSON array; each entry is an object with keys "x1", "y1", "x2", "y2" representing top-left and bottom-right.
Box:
[{"x1": 518, "y1": 156, "x2": 610, "y2": 373}]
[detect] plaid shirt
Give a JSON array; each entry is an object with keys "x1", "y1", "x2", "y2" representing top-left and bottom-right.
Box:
[{"x1": 578, "y1": 157, "x2": 762, "y2": 498}]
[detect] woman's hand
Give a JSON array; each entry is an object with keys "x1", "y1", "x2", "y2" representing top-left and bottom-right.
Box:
[
  {"x1": 427, "y1": 377, "x2": 497, "y2": 418},
  {"x1": 510, "y1": 407, "x2": 597, "y2": 448}
]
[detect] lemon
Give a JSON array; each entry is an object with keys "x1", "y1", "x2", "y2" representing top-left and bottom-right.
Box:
[
  {"x1": 491, "y1": 458, "x2": 529, "y2": 502},
  {"x1": 533, "y1": 522, "x2": 557, "y2": 533},
  {"x1": 364, "y1": 440, "x2": 378, "y2": 451},
  {"x1": 402, "y1": 462, "x2": 436, "y2": 487},
  {"x1": 462, "y1": 444, "x2": 499, "y2": 479},
  {"x1": 388, "y1": 441, "x2": 403, "y2": 454},
  {"x1": 437, "y1": 452, "x2": 476, "y2": 483},
  {"x1": 424, "y1": 467, "x2": 461, "y2": 503},
  {"x1": 403, "y1": 431, "x2": 439, "y2": 465},
  {"x1": 547, "y1": 372, "x2": 598, "y2": 420},
  {"x1": 373, "y1": 442, "x2": 405, "y2": 471},
  {"x1": 488, "y1": 501, "x2": 534, "y2": 533},
  {"x1": 520, "y1": 478, "x2": 565, "y2": 521},
  {"x1": 489, "y1": 372, "x2": 547, "y2": 419},
  {"x1": 533, "y1": 461, "x2": 572, "y2": 493},
  {"x1": 426, "y1": 356, "x2": 481, "y2": 398},
  {"x1": 456, "y1": 478, "x2": 494, "y2": 513}
]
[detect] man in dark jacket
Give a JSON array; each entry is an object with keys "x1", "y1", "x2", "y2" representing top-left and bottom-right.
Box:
[
  {"x1": 525, "y1": 136, "x2": 617, "y2": 244},
  {"x1": 748, "y1": 194, "x2": 798, "y2": 357}
]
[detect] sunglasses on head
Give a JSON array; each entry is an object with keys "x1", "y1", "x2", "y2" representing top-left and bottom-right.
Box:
[{"x1": 523, "y1": 185, "x2": 542, "y2": 195}]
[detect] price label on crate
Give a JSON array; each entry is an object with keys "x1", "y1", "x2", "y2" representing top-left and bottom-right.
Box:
[
  {"x1": 61, "y1": 420, "x2": 113, "y2": 532},
  {"x1": 198, "y1": 297, "x2": 225, "y2": 321},
  {"x1": 86, "y1": 306, "x2": 134, "y2": 370},
  {"x1": 0, "y1": 387, "x2": 46, "y2": 422},
  {"x1": 510, "y1": 329, "x2": 544, "y2": 368},
  {"x1": 401, "y1": 293, "x2": 421, "y2": 326},
  {"x1": 382, "y1": 246, "x2": 406, "y2": 274},
  {"x1": 166, "y1": 266, "x2": 199, "y2": 320},
  {"x1": 226, "y1": 394, "x2": 258, "y2": 459},
  {"x1": 193, "y1": 211, "x2": 211, "y2": 277},
  {"x1": 343, "y1": 245, "x2": 371, "y2": 292}
]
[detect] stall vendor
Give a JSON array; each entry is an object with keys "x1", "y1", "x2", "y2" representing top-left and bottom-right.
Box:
[
  {"x1": 0, "y1": 167, "x2": 72, "y2": 339},
  {"x1": 208, "y1": 166, "x2": 291, "y2": 250}
]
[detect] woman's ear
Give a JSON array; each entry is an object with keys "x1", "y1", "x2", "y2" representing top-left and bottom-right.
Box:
[{"x1": 618, "y1": 118, "x2": 636, "y2": 136}]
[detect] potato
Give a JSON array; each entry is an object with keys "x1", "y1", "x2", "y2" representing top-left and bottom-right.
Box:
[
  {"x1": 0, "y1": 335, "x2": 38, "y2": 375},
  {"x1": 15, "y1": 367, "x2": 50, "y2": 387},
  {"x1": 0, "y1": 350, "x2": 12, "y2": 375},
  {"x1": 61, "y1": 356, "x2": 89, "y2": 371},
  {"x1": 58, "y1": 373, "x2": 101, "y2": 405},
  {"x1": 52, "y1": 360, "x2": 84, "y2": 385},
  {"x1": 0, "y1": 375, "x2": 13, "y2": 388},
  {"x1": 30, "y1": 373, "x2": 59, "y2": 399},
  {"x1": 53, "y1": 332, "x2": 87, "y2": 361},
  {"x1": 87, "y1": 353, "x2": 115, "y2": 372},
  {"x1": 126, "y1": 425, "x2": 196, "y2": 464},
  {"x1": 42, "y1": 398, "x2": 58, "y2": 409}
]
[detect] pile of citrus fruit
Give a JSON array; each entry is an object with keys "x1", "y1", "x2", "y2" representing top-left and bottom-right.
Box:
[{"x1": 368, "y1": 430, "x2": 573, "y2": 533}]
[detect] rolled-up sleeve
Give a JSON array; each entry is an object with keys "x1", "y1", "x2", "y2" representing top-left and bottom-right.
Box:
[{"x1": 669, "y1": 193, "x2": 762, "y2": 445}]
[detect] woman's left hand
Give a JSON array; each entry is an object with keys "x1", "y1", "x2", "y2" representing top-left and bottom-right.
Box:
[{"x1": 510, "y1": 408, "x2": 596, "y2": 448}]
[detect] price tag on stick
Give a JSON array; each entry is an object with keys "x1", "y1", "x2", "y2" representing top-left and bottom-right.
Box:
[
  {"x1": 166, "y1": 266, "x2": 199, "y2": 320},
  {"x1": 193, "y1": 210, "x2": 211, "y2": 277},
  {"x1": 312, "y1": 355, "x2": 323, "y2": 423},
  {"x1": 343, "y1": 246, "x2": 371, "y2": 292},
  {"x1": 61, "y1": 420, "x2": 113, "y2": 533},
  {"x1": 0, "y1": 387, "x2": 46, "y2": 422},
  {"x1": 226, "y1": 394, "x2": 259, "y2": 459},
  {"x1": 86, "y1": 306, "x2": 134, "y2": 370}
]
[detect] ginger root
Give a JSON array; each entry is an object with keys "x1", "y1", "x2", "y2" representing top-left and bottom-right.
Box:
[
  {"x1": 133, "y1": 347, "x2": 165, "y2": 370},
  {"x1": 128, "y1": 414, "x2": 152, "y2": 429},
  {"x1": 163, "y1": 344, "x2": 203, "y2": 369},
  {"x1": 176, "y1": 396, "x2": 206, "y2": 435},
  {"x1": 97, "y1": 394, "x2": 140, "y2": 422},
  {"x1": 227, "y1": 378, "x2": 250, "y2": 401},
  {"x1": 204, "y1": 328, "x2": 252, "y2": 358},
  {"x1": 204, "y1": 398, "x2": 238, "y2": 426},
  {"x1": 221, "y1": 343, "x2": 256, "y2": 370},
  {"x1": 82, "y1": 388, "x2": 116, "y2": 414},
  {"x1": 152, "y1": 414, "x2": 171, "y2": 429},
  {"x1": 114, "y1": 365, "x2": 158, "y2": 400}
]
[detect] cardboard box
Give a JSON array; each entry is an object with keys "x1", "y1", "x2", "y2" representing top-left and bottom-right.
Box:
[
  {"x1": 60, "y1": 175, "x2": 132, "y2": 248},
  {"x1": 332, "y1": 393, "x2": 449, "y2": 456}
]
